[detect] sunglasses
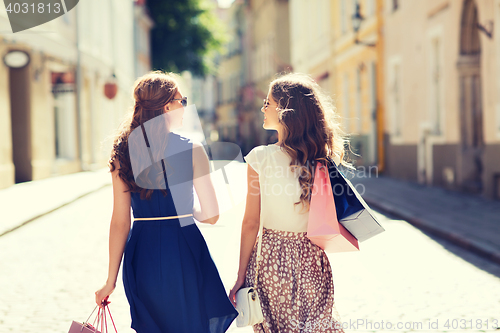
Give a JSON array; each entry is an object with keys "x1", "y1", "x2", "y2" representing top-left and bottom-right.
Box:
[
  {"x1": 173, "y1": 96, "x2": 187, "y2": 107},
  {"x1": 262, "y1": 99, "x2": 270, "y2": 109}
]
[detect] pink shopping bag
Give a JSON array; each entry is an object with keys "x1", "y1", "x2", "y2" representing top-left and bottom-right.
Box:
[
  {"x1": 68, "y1": 321, "x2": 102, "y2": 333},
  {"x1": 307, "y1": 161, "x2": 359, "y2": 253},
  {"x1": 68, "y1": 298, "x2": 117, "y2": 333}
]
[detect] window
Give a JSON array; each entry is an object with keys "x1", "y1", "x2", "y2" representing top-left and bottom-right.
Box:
[
  {"x1": 265, "y1": 37, "x2": 271, "y2": 78},
  {"x1": 431, "y1": 37, "x2": 442, "y2": 134},
  {"x1": 369, "y1": 62, "x2": 377, "y2": 112},
  {"x1": 231, "y1": 74, "x2": 240, "y2": 102},
  {"x1": 224, "y1": 78, "x2": 229, "y2": 103},
  {"x1": 368, "y1": 61, "x2": 377, "y2": 163},
  {"x1": 390, "y1": 62, "x2": 402, "y2": 136},
  {"x1": 52, "y1": 81, "x2": 77, "y2": 160},
  {"x1": 392, "y1": 0, "x2": 399, "y2": 12},
  {"x1": 366, "y1": 0, "x2": 375, "y2": 17},
  {"x1": 341, "y1": 0, "x2": 347, "y2": 34},
  {"x1": 217, "y1": 80, "x2": 223, "y2": 105},
  {"x1": 267, "y1": 35, "x2": 275, "y2": 77},
  {"x1": 355, "y1": 67, "x2": 362, "y2": 133},
  {"x1": 343, "y1": 74, "x2": 351, "y2": 131}
]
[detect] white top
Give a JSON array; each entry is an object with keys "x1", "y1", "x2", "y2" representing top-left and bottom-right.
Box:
[{"x1": 244, "y1": 144, "x2": 310, "y2": 232}]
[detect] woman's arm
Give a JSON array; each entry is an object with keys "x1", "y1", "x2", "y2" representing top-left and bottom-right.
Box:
[
  {"x1": 192, "y1": 142, "x2": 219, "y2": 225},
  {"x1": 229, "y1": 163, "x2": 260, "y2": 305},
  {"x1": 236, "y1": 164, "x2": 261, "y2": 280},
  {"x1": 95, "y1": 160, "x2": 131, "y2": 307}
]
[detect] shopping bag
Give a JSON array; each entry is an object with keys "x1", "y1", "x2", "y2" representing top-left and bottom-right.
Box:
[
  {"x1": 307, "y1": 161, "x2": 359, "y2": 253},
  {"x1": 68, "y1": 321, "x2": 102, "y2": 333},
  {"x1": 68, "y1": 299, "x2": 117, "y2": 333},
  {"x1": 326, "y1": 157, "x2": 385, "y2": 242}
]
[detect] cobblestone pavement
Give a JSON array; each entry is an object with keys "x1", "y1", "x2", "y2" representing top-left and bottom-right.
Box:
[
  {"x1": 327, "y1": 210, "x2": 500, "y2": 333},
  {"x1": 1, "y1": 180, "x2": 500, "y2": 332},
  {"x1": 350, "y1": 175, "x2": 500, "y2": 265}
]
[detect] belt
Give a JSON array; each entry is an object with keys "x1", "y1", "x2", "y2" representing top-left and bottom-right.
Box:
[{"x1": 134, "y1": 214, "x2": 193, "y2": 221}]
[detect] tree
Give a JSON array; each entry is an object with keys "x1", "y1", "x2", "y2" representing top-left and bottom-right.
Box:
[{"x1": 147, "y1": 0, "x2": 227, "y2": 76}]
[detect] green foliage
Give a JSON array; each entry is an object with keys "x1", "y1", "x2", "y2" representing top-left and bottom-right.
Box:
[{"x1": 147, "y1": 0, "x2": 228, "y2": 76}]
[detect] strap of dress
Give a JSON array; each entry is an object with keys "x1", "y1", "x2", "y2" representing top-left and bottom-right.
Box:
[{"x1": 140, "y1": 124, "x2": 168, "y2": 187}]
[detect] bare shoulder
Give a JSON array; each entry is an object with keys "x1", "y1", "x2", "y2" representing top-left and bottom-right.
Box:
[
  {"x1": 192, "y1": 142, "x2": 210, "y2": 174},
  {"x1": 192, "y1": 142, "x2": 208, "y2": 161},
  {"x1": 109, "y1": 159, "x2": 130, "y2": 198}
]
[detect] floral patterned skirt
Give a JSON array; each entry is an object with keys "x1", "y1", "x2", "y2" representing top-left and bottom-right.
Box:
[{"x1": 243, "y1": 227, "x2": 345, "y2": 333}]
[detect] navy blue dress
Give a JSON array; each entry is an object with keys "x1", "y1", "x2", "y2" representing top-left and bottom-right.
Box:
[{"x1": 122, "y1": 133, "x2": 238, "y2": 333}]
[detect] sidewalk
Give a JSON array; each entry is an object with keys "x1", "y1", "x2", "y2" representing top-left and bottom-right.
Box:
[
  {"x1": 350, "y1": 174, "x2": 500, "y2": 265},
  {"x1": 0, "y1": 168, "x2": 111, "y2": 236}
]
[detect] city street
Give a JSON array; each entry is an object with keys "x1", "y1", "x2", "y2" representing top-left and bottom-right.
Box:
[
  {"x1": 2, "y1": 0, "x2": 500, "y2": 332},
  {"x1": 1, "y1": 164, "x2": 500, "y2": 333}
]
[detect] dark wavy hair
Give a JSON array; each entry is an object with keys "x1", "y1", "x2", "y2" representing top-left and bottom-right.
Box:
[
  {"x1": 269, "y1": 72, "x2": 354, "y2": 213},
  {"x1": 108, "y1": 71, "x2": 180, "y2": 200}
]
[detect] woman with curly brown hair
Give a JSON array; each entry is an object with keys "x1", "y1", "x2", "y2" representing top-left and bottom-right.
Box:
[
  {"x1": 94, "y1": 71, "x2": 238, "y2": 333},
  {"x1": 229, "y1": 73, "x2": 350, "y2": 333}
]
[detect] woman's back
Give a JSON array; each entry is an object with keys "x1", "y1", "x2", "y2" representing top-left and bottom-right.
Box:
[
  {"x1": 244, "y1": 144, "x2": 309, "y2": 232},
  {"x1": 130, "y1": 132, "x2": 194, "y2": 220},
  {"x1": 245, "y1": 143, "x2": 343, "y2": 233}
]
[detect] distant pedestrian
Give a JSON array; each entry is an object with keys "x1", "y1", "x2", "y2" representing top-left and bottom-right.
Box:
[
  {"x1": 95, "y1": 71, "x2": 238, "y2": 333},
  {"x1": 229, "y1": 73, "x2": 349, "y2": 333}
]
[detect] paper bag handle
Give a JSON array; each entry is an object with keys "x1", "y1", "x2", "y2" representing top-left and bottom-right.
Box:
[{"x1": 83, "y1": 299, "x2": 118, "y2": 333}]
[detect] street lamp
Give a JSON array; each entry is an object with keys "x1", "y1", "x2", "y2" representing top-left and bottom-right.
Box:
[{"x1": 352, "y1": 3, "x2": 376, "y2": 47}]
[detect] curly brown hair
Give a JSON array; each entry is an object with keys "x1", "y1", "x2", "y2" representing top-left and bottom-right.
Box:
[
  {"x1": 269, "y1": 73, "x2": 354, "y2": 213},
  {"x1": 108, "y1": 71, "x2": 180, "y2": 200}
]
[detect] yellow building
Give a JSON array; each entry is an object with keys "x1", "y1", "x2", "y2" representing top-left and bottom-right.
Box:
[
  {"x1": 215, "y1": 3, "x2": 242, "y2": 144},
  {"x1": 215, "y1": 0, "x2": 291, "y2": 152},
  {"x1": 249, "y1": 0, "x2": 291, "y2": 146},
  {"x1": 289, "y1": 0, "x2": 383, "y2": 168},
  {"x1": 290, "y1": 0, "x2": 335, "y2": 92},
  {"x1": 332, "y1": 0, "x2": 381, "y2": 167}
]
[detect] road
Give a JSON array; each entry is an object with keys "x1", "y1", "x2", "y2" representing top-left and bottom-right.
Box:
[{"x1": 1, "y1": 166, "x2": 500, "y2": 332}]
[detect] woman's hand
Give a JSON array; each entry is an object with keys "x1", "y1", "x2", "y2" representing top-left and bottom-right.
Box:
[
  {"x1": 95, "y1": 282, "x2": 115, "y2": 308},
  {"x1": 228, "y1": 276, "x2": 246, "y2": 307}
]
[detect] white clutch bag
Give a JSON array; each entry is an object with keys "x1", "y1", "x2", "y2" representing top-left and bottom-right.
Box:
[
  {"x1": 235, "y1": 218, "x2": 265, "y2": 327},
  {"x1": 235, "y1": 286, "x2": 264, "y2": 326}
]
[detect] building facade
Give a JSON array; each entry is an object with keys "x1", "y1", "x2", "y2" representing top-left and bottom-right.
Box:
[
  {"x1": 134, "y1": 0, "x2": 154, "y2": 78},
  {"x1": 332, "y1": 0, "x2": 381, "y2": 167},
  {"x1": 260, "y1": 0, "x2": 382, "y2": 167},
  {"x1": 215, "y1": 0, "x2": 292, "y2": 155},
  {"x1": 0, "y1": 0, "x2": 148, "y2": 189},
  {"x1": 383, "y1": 0, "x2": 500, "y2": 199},
  {"x1": 214, "y1": 0, "x2": 499, "y2": 200},
  {"x1": 250, "y1": 0, "x2": 292, "y2": 146},
  {"x1": 215, "y1": 2, "x2": 243, "y2": 145}
]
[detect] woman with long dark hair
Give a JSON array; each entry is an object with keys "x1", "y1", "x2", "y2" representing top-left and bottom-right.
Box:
[
  {"x1": 95, "y1": 71, "x2": 238, "y2": 333},
  {"x1": 229, "y1": 73, "x2": 350, "y2": 333}
]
